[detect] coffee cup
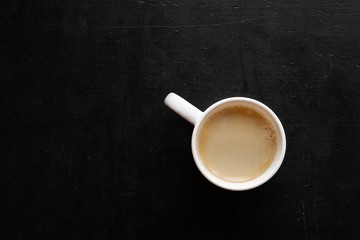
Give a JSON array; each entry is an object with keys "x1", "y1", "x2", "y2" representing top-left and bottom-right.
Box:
[{"x1": 164, "y1": 93, "x2": 286, "y2": 191}]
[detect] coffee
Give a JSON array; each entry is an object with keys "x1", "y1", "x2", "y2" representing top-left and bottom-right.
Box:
[{"x1": 197, "y1": 105, "x2": 277, "y2": 182}]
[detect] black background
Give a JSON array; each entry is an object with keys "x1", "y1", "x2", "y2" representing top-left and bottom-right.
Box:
[{"x1": 1, "y1": 0, "x2": 360, "y2": 239}]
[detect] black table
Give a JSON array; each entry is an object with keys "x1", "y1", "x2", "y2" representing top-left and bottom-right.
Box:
[{"x1": 2, "y1": 0, "x2": 360, "y2": 239}]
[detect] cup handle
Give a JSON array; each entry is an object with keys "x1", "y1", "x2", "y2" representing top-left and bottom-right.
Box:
[{"x1": 164, "y1": 93, "x2": 203, "y2": 126}]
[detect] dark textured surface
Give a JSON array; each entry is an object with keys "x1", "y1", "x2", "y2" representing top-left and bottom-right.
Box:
[{"x1": 1, "y1": 0, "x2": 360, "y2": 239}]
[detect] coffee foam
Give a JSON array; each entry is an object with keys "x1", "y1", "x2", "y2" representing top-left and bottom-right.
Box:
[{"x1": 197, "y1": 105, "x2": 277, "y2": 182}]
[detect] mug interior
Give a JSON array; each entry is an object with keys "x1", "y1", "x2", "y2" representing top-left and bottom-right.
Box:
[{"x1": 191, "y1": 97, "x2": 286, "y2": 191}]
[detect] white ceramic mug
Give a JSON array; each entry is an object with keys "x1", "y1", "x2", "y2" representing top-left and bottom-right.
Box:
[{"x1": 164, "y1": 93, "x2": 286, "y2": 191}]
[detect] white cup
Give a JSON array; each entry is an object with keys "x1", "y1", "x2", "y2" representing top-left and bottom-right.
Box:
[{"x1": 164, "y1": 92, "x2": 286, "y2": 191}]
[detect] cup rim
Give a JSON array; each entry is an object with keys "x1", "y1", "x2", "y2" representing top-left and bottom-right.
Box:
[{"x1": 191, "y1": 97, "x2": 286, "y2": 191}]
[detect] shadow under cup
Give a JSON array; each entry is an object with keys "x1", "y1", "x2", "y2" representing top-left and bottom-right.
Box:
[{"x1": 191, "y1": 98, "x2": 286, "y2": 191}]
